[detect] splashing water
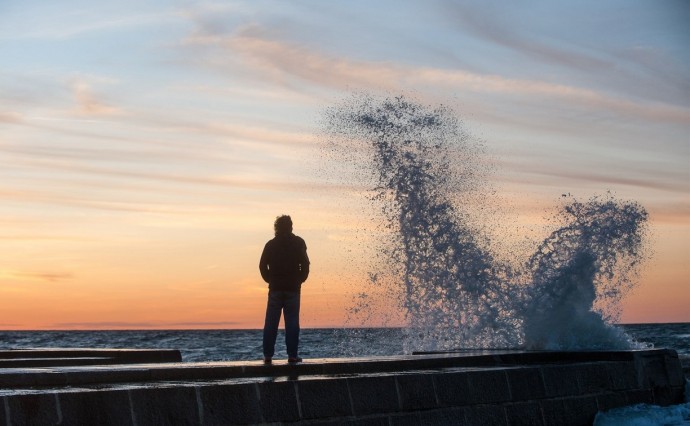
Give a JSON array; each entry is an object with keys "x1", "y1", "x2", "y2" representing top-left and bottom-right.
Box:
[
  {"x1": 523, "y1": 197, "x2": 648, "y2": 349},
  {"x1": 321, "y1": 94, "x2": 649, "y2": 353}
]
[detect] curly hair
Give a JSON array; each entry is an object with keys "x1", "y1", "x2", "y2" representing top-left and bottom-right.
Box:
[{"x1": 274, "y1": 215, "x2": 293, "y2": 236}]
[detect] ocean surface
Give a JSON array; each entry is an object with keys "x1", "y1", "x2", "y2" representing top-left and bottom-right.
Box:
[{"x1": 0, "y1": 323, "x2": 688, "y2": 363}]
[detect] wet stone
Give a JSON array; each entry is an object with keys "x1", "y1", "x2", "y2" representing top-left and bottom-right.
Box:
[
  {"x1": 389, "y1": 412, "x2": 422, "y2": 426},
  {"x1": 595, "y1": 392, "x2": 628, "y2": 412},
  {"x1": 418, "y1": 407, "x2": 467, "y2": 426},
  {"x1": 606, "y1": 361, "x2": 638, "y2": 390},
  {"x1": 625, "y1": 389, "x2": 654, "y2": 405},
  {"x1": 505, "y1": 401, "x2": 545, "y2": 426},
  {"x1": 432, "y1": 371, "x2": 471, "y2": 406},
  {"x1": 0, "y1": 397, "x2": 8, "y2": 426},
  {"x1": 256, "y1": 380, "x2": 300, "y2": 423},
  {"x1": 506, "y1": 367, "x2": 546, "y2": 401},
  {"x1": 464, "y1": 404, "x2": 508, "y2": 426},
  {"x1": 130, "y1": 386, "x2": 200, "y2": 426},
  {"x1": 577, "y1": 363, "x2": 613, "y2": 393},
  {"x1": 396, "y1": 373, "x2": 438, "y2": 410},
  {"x1": 466, "y1": 369, "x2": 511, "y2": 404},
  {"x1": 58, "y1": 389, "x2": 132, "y2": 426},
  {"x1": 561, "y1": 396, "x2": 598, "y2": 426},
  {"x1": 348, "y1": 375, "x2": 399, "y2": 415},
  {"x1": 541, "y1": 365, "x2": 580, "y2": 397},
  {"x1": 199, "y1": 382, "x2": 262, "y2": 425},
  {"x1": 298, "y1": 377, "x2": 353, "y2": 419},
  {"x1": 6, "y1": 393, "x2": 59, "y2": 426}
]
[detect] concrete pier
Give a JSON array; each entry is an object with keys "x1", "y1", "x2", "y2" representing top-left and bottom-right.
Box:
[
  {"x1": 0, "y1": 348, "x2": 182, "y2": 368},
  {"x1": 0, "y1": 348, "x2": 685, "y2": 425}
]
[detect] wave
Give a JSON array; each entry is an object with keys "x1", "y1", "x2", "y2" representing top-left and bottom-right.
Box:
[{"x1": 322, "y1": 93, "x2": 649, "y2": 352}]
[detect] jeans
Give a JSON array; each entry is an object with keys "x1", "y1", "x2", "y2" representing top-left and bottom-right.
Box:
[{"x1": 262, "y1": 290, "x2": 301, "y2": 358}]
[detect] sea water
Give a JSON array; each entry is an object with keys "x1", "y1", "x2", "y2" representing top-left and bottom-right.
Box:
[
  {"x1": 0, "y1": 324, "x2": 688, "y2": 362},
  {"x1": 594, "y1": 379, "x2": 690, "y2": 426}
]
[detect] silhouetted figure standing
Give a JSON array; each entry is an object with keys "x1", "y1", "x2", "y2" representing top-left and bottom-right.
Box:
[{"x1": 259, "y1": 215, "x2": 310, "y2": 364}]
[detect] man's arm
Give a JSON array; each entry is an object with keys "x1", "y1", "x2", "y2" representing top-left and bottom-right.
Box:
[
  {"x1": 259, "y1": 242, "x2": 271, "y2": 284},
  {"x1": 300, "y1": 243, "x2": 310, "y2": 283}
]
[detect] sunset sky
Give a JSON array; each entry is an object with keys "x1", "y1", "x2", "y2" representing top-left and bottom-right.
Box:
[{"x1": 1, "y1": 0, "x2": 688, "y2": 329}]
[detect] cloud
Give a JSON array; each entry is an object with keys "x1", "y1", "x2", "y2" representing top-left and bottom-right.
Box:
[
  {"x1": 206, "y1": 121, "x2": 317, "y2": 148},
  {"x1": 0, "y1": 235, "x2": 92, "y2": 242},
  {"x1": 164, "y1": 321, "x2": 244, "y2": 327},
  {"x1": 71, "y1": 80, "x2": 121, "y2": 117},
  {"x1": 439, "y1": 1, "x2": 610, "y2": 73},
  {"x1": 51, "y1": 320, "x2": 243, "y2": 329},
  {"x1": 437, "y1": 1, "x2": 690, "y2": 107},
  {"x1": 0, "y1": 270, "x2": 73, "y2": 283},
  {"x1": 500, "y1": 157, "x2": 689, "y2": 194},
  {"x1": 184, "y1": 26, "x2": 690, "y2": 125},
  {"x1": 0, "y1": 111, "x2": 22, "y2": 123},
  {"x1": 51, "y1": 321, "x2": 159, "y2": 329},
  {"x1": 1, "y1": 11, "x2": 177, "y2": 41}
]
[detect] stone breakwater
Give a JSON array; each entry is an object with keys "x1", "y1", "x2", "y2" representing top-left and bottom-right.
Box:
[{"x1": 0, "y1": 348, "x2": 685, "y2": 425}]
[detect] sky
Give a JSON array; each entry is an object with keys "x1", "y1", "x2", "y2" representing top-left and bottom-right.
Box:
[{"x1": 0, "y1": 0, "x2": 688, "y2": 329}]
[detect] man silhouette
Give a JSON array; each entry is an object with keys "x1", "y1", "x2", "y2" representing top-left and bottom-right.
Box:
[{"x1": 259, "y1": 215, "x2": 310, "y2": 364}]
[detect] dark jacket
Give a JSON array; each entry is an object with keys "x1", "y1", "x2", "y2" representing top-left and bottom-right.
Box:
[{"x1": 259, "y1": 233, "x2": 310, "y2": 292}]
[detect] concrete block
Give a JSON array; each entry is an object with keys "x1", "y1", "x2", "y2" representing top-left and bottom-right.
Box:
[
  {"x1": 199, "y1": 382, "x2": 262, "y2": 425},
  {"x1": 606, "y1": 361, "x2": 638, "y2": 390},
  {"x1": 464, "y1": 404, "x2": 508, "y2": 426},
  {"x1": 540, "y1": 399, "x2": 565, "y2": 426},
  {"x1": 299, "y1": 420, "x2": 341, "y2": 426},
  {"x1": 505, "y1": 402, "x2": 544, "y2": 426},
  {"x1": 466, "y1": 369, "x2": 511, "y2": 404},
  {"x1": 389, "y1": 412, "x2": 422, "y2": 426},
  {"x1": 577, "y1": 363, "x2": 612, "y2": 394},
  {"x1": 542, "y1": 396, "x2": 598, "y2": 426},
  {"x1": 541, "y1": 365, "x2": 580, "y2": 397},
  {"x1": 298, "y1": 377, "x2": 353, "y2": 419},
  {"x1": 418, "y1": 407, "x2": 466, "y2": 425},
  {"x1": 63, "y1": 368, "x2": 151, "y2": 386},
  {"x1": 595, "y1": 392, "x2": 628, "y2": 412},
  {"x1": 348, "y1": 375, "x2": 399, "y2": 415},
  {"x1": 396, "y1": 373, "x2": 438, "y2": 410},
  {"x1": 625, "y1": 389, "x2": 654, "y2": 405},
  {"x1": 506, "y1": 367, "x2": 546, "y2": 401},
  {"x1": 6, "y1": 393, "x2": 59, "y2": 426},
  {"x1": 432, "y1": 371, "x2": 471, "y2": 407},
  {"x1": 256, "y1": 380, "x2": 300, "y2": 423},
  {"x1": 637, "y1": 354, "x2": 669, "y2": 388},
  {"x1": 0, "y1": 371, "x2": 67, "y2": 388},
  {"x1": 1, "y1": 397, "x2": 8, "y2": 426},
  {"x1": 344, "y1": 416, "x2": 392, "y2": 426},
  {"x1": 130, "y1": 386, "x2": 200, "y2": 426},
  {"x1": 561, "y1": 396, "x2": 598, "y2": 426},
  {"x1": 58, "y1": 390, "x2": 132, "y2": 426},
  {"x1": 652, "y1": 384, "x2": 685, "y2": 406},
  {"x1": 665, "y1": 355, "x2": 685, "y2": 387},
  {"x1": 303, "y1": 416, "x2": 390, "y2": 426}
]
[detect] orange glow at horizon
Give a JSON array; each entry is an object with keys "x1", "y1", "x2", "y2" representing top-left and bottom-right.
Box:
[{"x1": 1, "y1": 203, "x2": 687, "y2": 330}]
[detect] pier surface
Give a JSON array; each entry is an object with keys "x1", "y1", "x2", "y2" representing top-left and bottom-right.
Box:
[{"x1": 0, "y1": 348, "x2": 685, "y2": 425}]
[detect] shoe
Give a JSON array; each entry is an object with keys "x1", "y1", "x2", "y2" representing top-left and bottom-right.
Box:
[
  {"x1": 287, "y1": 357, "x2": 302, "y2": 364},
  {"x1": 263, "y1": 356, "x2": 272, "y2": 364}
]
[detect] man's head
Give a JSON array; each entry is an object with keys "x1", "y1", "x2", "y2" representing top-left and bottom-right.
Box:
[{"x1": 274, "y1": 215, "x2": 293, "y2": 236}]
